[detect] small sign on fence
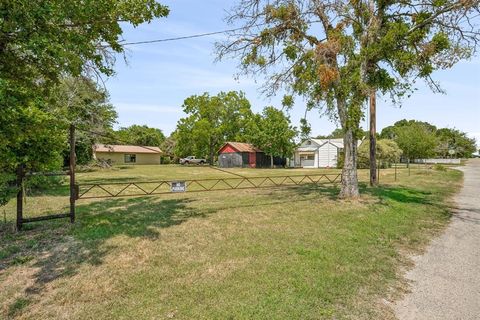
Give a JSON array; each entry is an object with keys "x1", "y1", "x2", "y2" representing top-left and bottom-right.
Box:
[{"x1": 171, "y1": 181, "x2": 186, "y2": 193}]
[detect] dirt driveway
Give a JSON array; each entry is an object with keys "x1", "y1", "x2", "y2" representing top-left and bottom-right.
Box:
[{"x1": 394, "y1": 159, "x2": 480, "y2": 319}]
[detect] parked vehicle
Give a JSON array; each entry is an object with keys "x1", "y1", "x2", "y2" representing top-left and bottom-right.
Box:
[{"x1": 180, "y1": 156, "x2": 206, "y2": 165}]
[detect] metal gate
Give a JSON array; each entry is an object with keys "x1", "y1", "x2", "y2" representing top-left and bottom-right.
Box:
[{"x1": 77, "y1": 173, "x2": 342, "y2": 200}]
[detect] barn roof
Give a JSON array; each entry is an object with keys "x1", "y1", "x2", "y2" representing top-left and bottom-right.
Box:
[
  {"x1": 93, "y1": 144, "x2": 162, "y2": 154},
  {"x1": 219, "y1": 142, "x2": 262, "y2": 153}
]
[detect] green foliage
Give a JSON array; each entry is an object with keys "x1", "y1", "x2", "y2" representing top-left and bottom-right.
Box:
[
  {"x1": 316, "y1": 128, "x2": 345, "y2": 139},
  {"x1": 381, "y1": 120, "x2": 476, "y2": 158},
  {"x1": 0, "y1": 0, "x2": 169, "y2": 91},
  {"x1": 115, "y1": 125, "x2": 165, "y2": 147},
  {"x1": 435, "y1": 128, "x2": 477, "y2": 158},
  {"x1": 174, "y1": 91, "x2": 253, "y2": 163},
  {"x1": 0, "y1": 1, "x2": 167, "y2": 205},
  {"x1": 53, "y1": 76, "x2": 118, "y2": 165},
  {"x1": 299, "y1": 118, "x2": 311, "y2": 141},
  {"x1": 358, "y1": 139, "x2": 403, "y2": 168},
  {"x1": 218, "y1": 0, "x2": 479, "y2": 196},
  {"x1": 0, "y1": 173, "x2": 16, "y2": 207},
  {"x1": 244, "y1": 106, "x2": 297, "y2": 163},
  {"x1": 433, "y1": 164, "x2": 447, "y2": 171},
  {"x1": 394, "y1": 123, "x2": 437, "y2": 160},
  {"x1": 380, "y1": 119, "x2": 437, "y2": 140}
]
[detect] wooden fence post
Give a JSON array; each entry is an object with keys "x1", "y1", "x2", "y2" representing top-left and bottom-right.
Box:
[
  {"x1": 394, "y1": 160, "x2": 397, "y2": 182},
  {"x1": 16, "y1": 164, "x2": 25, "y2": 231},
  {"x1": 377, "y1": 160, "x2": 380, "y2": 184},
  {"x1": 69, "y1": 124, "x2": 76, "y2": 224}
]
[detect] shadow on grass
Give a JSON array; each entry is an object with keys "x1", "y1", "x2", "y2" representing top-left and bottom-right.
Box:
[
  {"x1": 284, "y1": 183, "x2": 340, "y2": 200},
  {"x1": 360, "y1": 183, "x2": 435, "y2": 205},
  {"x1": 0, "y1": 179, "x2": 447, "y2": 314},
  {"x1": 1, "y1": 196, "x2": 201, "y2": 300}
]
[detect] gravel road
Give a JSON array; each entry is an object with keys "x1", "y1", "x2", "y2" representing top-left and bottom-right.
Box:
[{"x1": 394, "y1": 159, "x2": 480, "y2": 320}]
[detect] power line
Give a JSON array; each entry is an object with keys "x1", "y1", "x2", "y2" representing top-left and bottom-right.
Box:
[
  {"x1": 120, "y1": 25, "x2": 259, "y2": 46},
  {"x1": 119, "y1": 20, "x2": 323, "y2": 46}
]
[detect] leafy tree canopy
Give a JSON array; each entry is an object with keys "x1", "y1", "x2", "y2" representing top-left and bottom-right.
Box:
[
  {"x1": 217, "y1": 0, "x2": 480, "y2": 197},
  {"x1": 53, "y1": 76, "x2": 118, "y2": 165},
  {"x1": 394, "y1": 123, "x2": 437, "y2": 160},
  {"x1": 1, "y1": 0, "x2": 169, "y2": 91},
  {"x1": 380, "y1": 119, "x2": 476, "y2": 158},
  {"x1": 435, "y1": 128, "x2": 477, "y2": 158},
  {"x1": 115, "y1": 125, "x2": 165, "y2": 147},
  {"x1": 0, "y1": 0, "x2": 168, "y2": 171},
  {"x1": 245, "y1": 106, "x2": 297, "y2": 166},
  {"x1": 380, "y1": 119, "x2": 437, "y2": 140},
  {"x1": 0, "y1": 1, "x2": 168, "y2": 205},
  {"x1": 358, "y1": 139, "x2": 402, "y2": 167},
  {"x1": 174, "y1": 91, "x2": 253, "y2": 163}
]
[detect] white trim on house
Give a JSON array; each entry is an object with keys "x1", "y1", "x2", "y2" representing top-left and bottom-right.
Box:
[{"x1": 294, "y1": 138, "x2": 344, "y2": 168}]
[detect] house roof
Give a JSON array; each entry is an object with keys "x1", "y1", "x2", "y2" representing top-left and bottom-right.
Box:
[
  {"x1": 93, "y1": 144, "x2": 162, "y2": 154},
  {"x1": 298, "y1": 138, "x2": 363, "y2": 151},
  {"x1": 311, "y1": 138, "x2": 344, "y2": 148},
  {"x1": 219, "y1": 142, "x2": 262, "y2": 153}
]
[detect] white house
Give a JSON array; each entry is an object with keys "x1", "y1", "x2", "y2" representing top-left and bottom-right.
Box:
[{"x1": 294, "y1": 138, "x2": 344, "y2": 168}]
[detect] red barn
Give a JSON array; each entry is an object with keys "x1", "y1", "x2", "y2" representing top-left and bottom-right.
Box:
[{"x1": 218, "y1": 142, "x2": 264, "y2": 168}]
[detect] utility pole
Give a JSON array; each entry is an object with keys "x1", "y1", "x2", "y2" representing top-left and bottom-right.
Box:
[{"x1": 369, "y1": 89, "x2": 377, "y2": 186}]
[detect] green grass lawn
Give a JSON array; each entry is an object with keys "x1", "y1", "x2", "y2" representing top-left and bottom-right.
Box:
[{"x1": 0, "y1": 165, "x2": 462, "y2": 319}]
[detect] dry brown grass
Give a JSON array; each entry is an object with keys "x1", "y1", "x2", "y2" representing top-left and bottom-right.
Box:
[{"x1": 0, "y1": 165, "x2": 462, "y2": 319}]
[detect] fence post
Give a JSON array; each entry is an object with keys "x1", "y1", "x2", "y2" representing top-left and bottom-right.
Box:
[
  {"x1": 69, "y1": 124, "x2": 76, "y2": 224},
  {"x1": 16, "y1": 164, "x2": 25, "y2": 231},
  {"x1": 408, "y1": 159, "x2": 411, "y2": 176},
  {"x1": 394, "y1": 160, "x2": 397, "y2": 182},
  {"x1": 377, "y1": 160, "x2": 380, "y2": 184}
]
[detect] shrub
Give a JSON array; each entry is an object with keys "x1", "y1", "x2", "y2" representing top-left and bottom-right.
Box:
[
  {"x1": 358, "y1": 139, "x2": 402, "y2": 168},
  {"x1": 0, "y1": 173, "x2": 17, "y2": 207},
  {"x1": 433, "y1": 164, "x2": 447, "y2": 171}
]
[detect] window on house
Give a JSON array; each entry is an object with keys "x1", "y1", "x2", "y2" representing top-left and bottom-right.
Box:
[
  {"x1": 300, "y1": 155, "x2": 315, "y2": 160},
  {"x1": 306, "y1": 140, "x2": 311, "y2": 145},
  {"x1": 124, "y1": 154, "x2": 136, "y2": 163}
]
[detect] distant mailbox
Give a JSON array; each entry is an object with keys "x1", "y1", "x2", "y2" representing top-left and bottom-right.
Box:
[{"x1": 171, "y1": 181, "x2": 186, "y2": 193}]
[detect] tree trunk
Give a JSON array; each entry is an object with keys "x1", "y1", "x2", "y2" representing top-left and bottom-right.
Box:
[
  {"x1": 340, "y1": 127, "x2": 360, "y2": 198},
  {"x1": 208, "y1": 138, "x2": 215, "y2": 166},
  {"x1": 369, "y1": 89, "x2": 377, "y2": 186},
  {"x1": 270, "y1": 154, "x2": 273, "y2": 168}
]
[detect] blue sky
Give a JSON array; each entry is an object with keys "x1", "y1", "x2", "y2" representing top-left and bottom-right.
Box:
[{"x1": 106, "y1": 0, "x2": 480, "y2": 145}]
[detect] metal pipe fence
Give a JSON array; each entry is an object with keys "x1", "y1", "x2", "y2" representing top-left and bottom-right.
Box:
[{"x1": 77, "y1": 173, "x2": 342, "y2": 200}]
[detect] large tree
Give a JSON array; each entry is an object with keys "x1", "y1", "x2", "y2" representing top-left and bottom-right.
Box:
[
  {"x1": 217, "y1": 0, "x2": 480, "y2": 197},
  {"x1": 394, "y1": 123, "x2": 437, "y2": 163},
  {"x1": 174, "y1": 91, "x2": 254, "y2": 164},
  {"x1": 0, "y1": 1, "x2": 168, "y2": 206},
  {"x1": 435, "y1": 128, "x2": 477, "y2": 158},
  {"x1": 358, "y1": 139, "x2": 402, "y2": 168},
  {"x1": 51, "y1": 76, "x2": 118, "y2": 165},
  {"x1": 0, "y1": 0, "x2": 169, "y2": 89},
  {"x1": 115, "y1": 125, "x2": 165, "y2": 147},
  {"x1": 245, "y1": 106, "x2": 297, "y2": 167},
  {"x1": 0, "y1": 0, "x2": 168, "y2": 172}
]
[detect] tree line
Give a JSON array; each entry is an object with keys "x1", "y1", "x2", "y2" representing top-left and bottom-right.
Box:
[
  {"x1": 171, "y1": 91, "x2": 297, "y2": 165},
  {"x1": 320, "y1": 120, "x2": 477, "y2": 166},
  {"x1": 1, "y1": 0, "x2": 479, "y2": 202}
]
